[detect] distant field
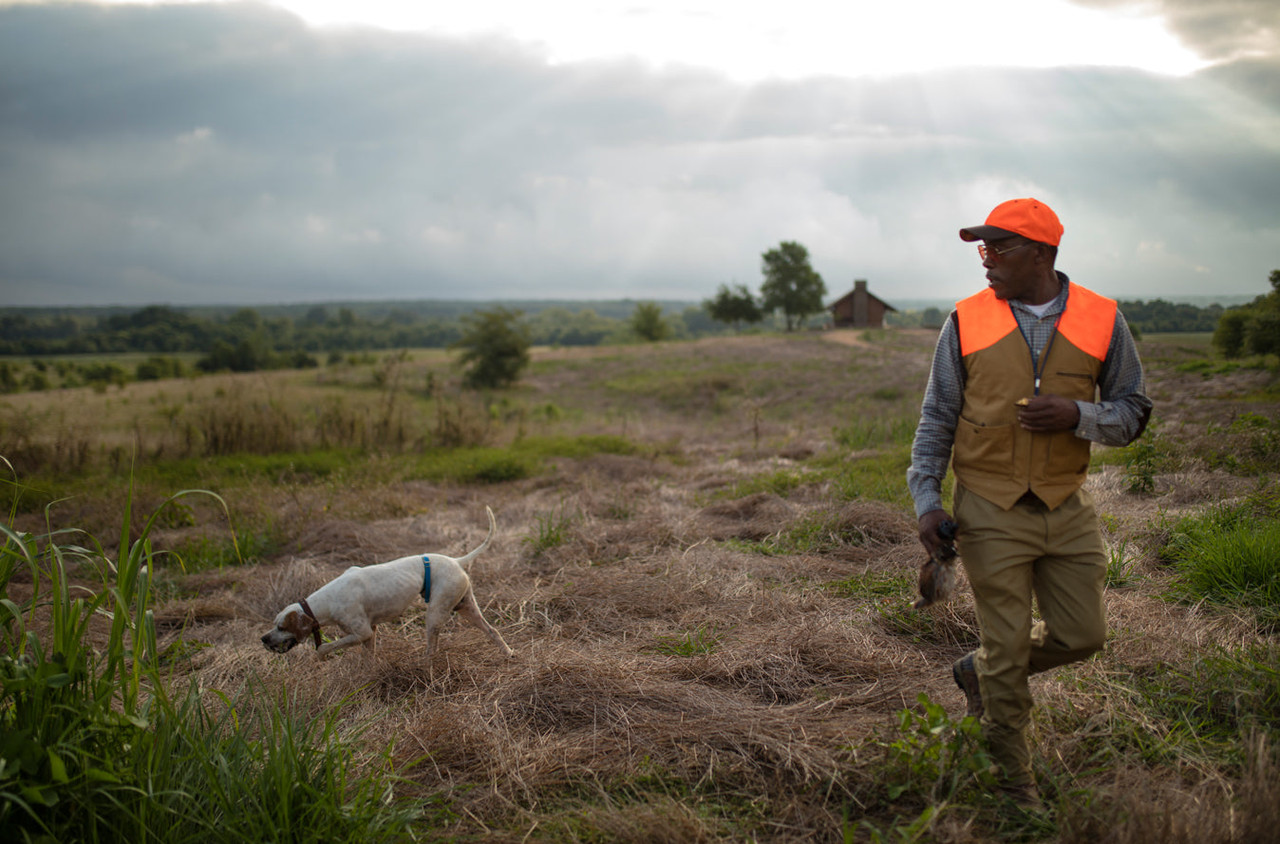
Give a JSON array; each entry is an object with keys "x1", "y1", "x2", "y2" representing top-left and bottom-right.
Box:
[{"x1": 1143, "y1": 331, "x2": 1213, "y2": 343}]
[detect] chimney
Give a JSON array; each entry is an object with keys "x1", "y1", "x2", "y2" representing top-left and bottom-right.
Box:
[{"x1": 853, "y1": 279, "x2": 869, "y2": 325}]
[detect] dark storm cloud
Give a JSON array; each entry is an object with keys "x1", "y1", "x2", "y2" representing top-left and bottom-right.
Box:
[
  {"x1": 1071, "y1": 0, "x2": 1280, "y2": 107},
  {"x1": 1071, "y1": 0, "x2": 1278, "y2": 62},
  {"x1": 1, "y1": 1, "x2": 1278, "y2": 307}
]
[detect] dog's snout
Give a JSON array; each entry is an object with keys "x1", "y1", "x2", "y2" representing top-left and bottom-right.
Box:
[{"x1": 261, "y1": 628, "x2": 299, "y2": 653}]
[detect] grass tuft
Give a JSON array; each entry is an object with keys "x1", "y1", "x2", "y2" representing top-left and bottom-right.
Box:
[
  {"x1": 1159, "y1": 493, "x2": 1280, "y2": 627},
  {"x1": 652, "y1": 625, "x2": 722, "y2": 657},
  {"x1": 524, "y1": 502, "x2": 577, "y2": 555}
]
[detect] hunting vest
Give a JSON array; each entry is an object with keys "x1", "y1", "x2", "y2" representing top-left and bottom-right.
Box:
[{"x1": 952, "y1": 282, "x2": 1116, "y2": 511}]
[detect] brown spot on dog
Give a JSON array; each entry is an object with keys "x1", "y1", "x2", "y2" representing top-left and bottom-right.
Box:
[{"x1": 280, "y1": 608, "x2": 314, "y2": 640}]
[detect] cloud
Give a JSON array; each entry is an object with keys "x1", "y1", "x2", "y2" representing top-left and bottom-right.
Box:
[
  {"x1": 1070, "y1": 0, "x2": 1278, "y2": 62},
  {"x1": 1069, "y1": 0, "x2": 1280, "y2": 108},
  {"x1": 1, "y1": 1, "x2": 1278, "y2": 307}
]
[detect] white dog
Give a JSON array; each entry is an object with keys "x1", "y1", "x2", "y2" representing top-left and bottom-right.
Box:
[{"x1": 261, "y1": 507, "x2": 514, "y2": 659}]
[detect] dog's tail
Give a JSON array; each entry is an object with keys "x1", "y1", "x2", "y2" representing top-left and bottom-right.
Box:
[{"x1": 455, "y1": 506, "x2": 497, "y2": 570}]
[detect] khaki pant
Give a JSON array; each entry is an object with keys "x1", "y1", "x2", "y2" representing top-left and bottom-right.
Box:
[{"x1": 954, "y1": 483, "x2": 1108, "y2": 785}]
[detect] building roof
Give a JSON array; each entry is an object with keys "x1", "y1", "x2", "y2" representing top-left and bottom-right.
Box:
[{"x1": 829, "y1": 285, "x2": 897, "y2": 312}]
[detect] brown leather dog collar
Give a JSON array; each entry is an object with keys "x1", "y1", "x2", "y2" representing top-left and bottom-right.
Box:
[{"x1": 298, "y1": 599, "x2": 323, "y2": 649}]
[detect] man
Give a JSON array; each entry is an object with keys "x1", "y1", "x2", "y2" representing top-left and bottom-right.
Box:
[{"x1": 907, "y1": 198, "x2": 1152, "y2": 803}]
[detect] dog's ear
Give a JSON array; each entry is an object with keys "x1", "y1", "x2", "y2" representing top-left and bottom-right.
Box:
[{"x1": 280, "y1": 608, "x2": 314, "y2": 638}]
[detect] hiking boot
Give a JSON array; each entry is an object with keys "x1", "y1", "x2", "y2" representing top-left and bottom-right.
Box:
[{"x1": 952, "y1": 652, "x2": 983, "y2": 719}]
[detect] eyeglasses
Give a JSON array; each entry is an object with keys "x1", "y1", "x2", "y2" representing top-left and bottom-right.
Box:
[{"x1": 978, "y1": 241, "x2": 1032, "y2": 262}]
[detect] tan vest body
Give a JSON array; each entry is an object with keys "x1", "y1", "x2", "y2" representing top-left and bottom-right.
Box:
[{"x1": 952, "y1": 284, "x2": 1116, "y2": 511}]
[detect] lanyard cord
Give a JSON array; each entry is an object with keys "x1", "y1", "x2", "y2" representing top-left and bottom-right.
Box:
[{"x1": 1012, "y1": 304, "x2": 1062, "y2": 396}]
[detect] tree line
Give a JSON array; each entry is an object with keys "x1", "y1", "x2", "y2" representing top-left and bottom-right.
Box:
[
  {"x1": 0, "y1": 302, "x2": 728, "y2": 359},
  {"x1": 2, "y1": 244, "x2": 1273, "y2": 380}
]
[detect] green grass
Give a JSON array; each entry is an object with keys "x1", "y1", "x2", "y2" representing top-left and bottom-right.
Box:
[
  {"x1": 1129, "y1": 645, "x2": 1280, "y2": 748},
  {"x1": 707, "y1": 420, "x2": 916, "y2": 512},
  {"x1": 114, "y1": 434, "x2": 641, "y2": 493},
  {"x1": 516, "y1": 433, "x2": 638, "y2": 459},
  {"x1": 1201, "y1": 412, "x2": 1280, "y2": 474},
  {"x1": 833, "y1": 414, "x2": 918, "y2": 451},
  {"x1": 165, "y1": 526, "x2": 282, "y2": 572},
  {"x1": 603, "y1": 367, "x2": 753, "y2": 414},
  {"x1": 724, "y1": 507, "x2": 909, "y2": 558},
  {"x1": 714, "y1": 444, "x2": 916, "y2": 513},
  {"x1": 524, "y1": 502, "x2": 577, "y2": 555},
  {"x1": 1105, "y1": 538, "x2": 1141, "y2": 588},
  {"x1": 652, "y1": 625, "x2": 723, "y2": 656},
  {"x1": 826, "y1": 570, "x2": 915, "y2": 600},
  {"x1": 826, "y1": 445, "x2": 916, "y2": 511},
  {"x1": 1158, "y1": 492, "x2": 1280, "y2": 626},
  {"x1": 1067, "y1": 643, "x2": 1280, "y2": 769},
  {"x1": 1174, "y1": 358, "x2": 1246, "y2": 377},
  {"x1": 715, "y1": 467, "x2": 810, "y2": 501},
  {"x1": 410, "y1": 447, "x2": 540, "y2": 484}
]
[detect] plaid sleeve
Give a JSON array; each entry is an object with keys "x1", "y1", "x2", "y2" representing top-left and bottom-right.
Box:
[
  {"x1": 1074, "y1": 308, "x2": 1153, "y2": 446},
  {"x1": 907, "y1": 313, "x2": 963, "y2": 519}
]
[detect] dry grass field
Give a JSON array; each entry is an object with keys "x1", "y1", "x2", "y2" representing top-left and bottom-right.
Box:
[{"x1": 3, "y1": 328, "x2": 1279, "y2": 842}]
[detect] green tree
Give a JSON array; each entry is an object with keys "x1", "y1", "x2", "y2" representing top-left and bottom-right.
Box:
[
  {"x1": 760, "y1": 241, "x2": 827, "y2": 331},
  {"x1": 704, "y1": 283, "x2": 764, "y2": 331},
  {"x1": 303, "y1": 305, "x2": 329, "y2": 327},
  {"x1": 1247, "y1": 309, "x2": 1280, "y2": 357},
  {"x1": 1214, "y1": 269, "x2": 1280, "y2": 359},
  {"x1": 629, "y1": 302, "x2": 671, "y2": 342},
  {"x1": 452, "y1": 307, "x2": 532, "y2": 389},
  {"x1": 1214, "y1": 310, "x2": 1249, "y2": 357}
]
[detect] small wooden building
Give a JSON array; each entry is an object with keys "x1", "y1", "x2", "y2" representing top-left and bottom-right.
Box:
[{"x1": 829, "y1": 279, "x2": 896, "y2": 328}]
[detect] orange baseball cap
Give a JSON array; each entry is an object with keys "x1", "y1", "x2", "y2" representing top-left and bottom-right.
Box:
[{"x1": 959, "y1": 198, "x2": 1063, "y2": 246}]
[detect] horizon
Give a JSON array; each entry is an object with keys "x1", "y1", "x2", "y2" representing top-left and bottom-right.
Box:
[{"x1": 2, "y1": 291, "x2": 1261, "y2": 317}]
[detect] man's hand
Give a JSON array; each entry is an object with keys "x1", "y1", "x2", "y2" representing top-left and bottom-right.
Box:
[
  {"x1": 1017, "y1": 394, "x2": 1080, "y2": 433},
  {"x1": 917, "y1": 509, "x2": 953, "y2": 558}
]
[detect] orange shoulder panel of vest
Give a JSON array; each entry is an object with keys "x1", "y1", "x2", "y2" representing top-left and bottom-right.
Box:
[
  {"x1": 1057, "y1": 283, "x2": 1116, "y2": 361},
  {"x1": 956, "y1": 287, "x2": 1018, "y2": 357}
]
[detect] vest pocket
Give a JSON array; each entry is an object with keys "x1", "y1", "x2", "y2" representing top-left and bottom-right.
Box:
[
  {"x1": 1043, "y1": 431, "x2": 1091, "y2": 480},
  {"x1": 1052, "y1": 371, "x2": 1096, "y2": 391},
  {"x1": 954, "y1": 415, "x2": 1014, "y2": 478}
]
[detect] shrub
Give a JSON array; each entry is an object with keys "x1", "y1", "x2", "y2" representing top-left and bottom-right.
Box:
[
  {"x1": 136, "y1": 356, "x2": 186, "y2": 381},
  {"x1": 853, "y1": 693, "x2": 996, "y2": 834},
  {"x1": 452, "y1": 307, "x2": 532, "y2": 389},
  {"x1": 630, "y1": 302, "x2": 671, "y2": 343}
]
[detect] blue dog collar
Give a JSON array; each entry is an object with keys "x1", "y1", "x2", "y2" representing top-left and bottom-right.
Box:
[{"x1": 421, "y1": 556, "x2": 431, "y2": 603}]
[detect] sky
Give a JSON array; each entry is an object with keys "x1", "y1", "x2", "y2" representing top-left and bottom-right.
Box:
[{"x1": 1, "y1": 0, "x2": 1277, "y2": 308}]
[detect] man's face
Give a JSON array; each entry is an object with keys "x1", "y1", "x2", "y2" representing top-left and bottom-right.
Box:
[{"x1": 979, "y1": 237, "x2": 1037, "y2": 301}]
